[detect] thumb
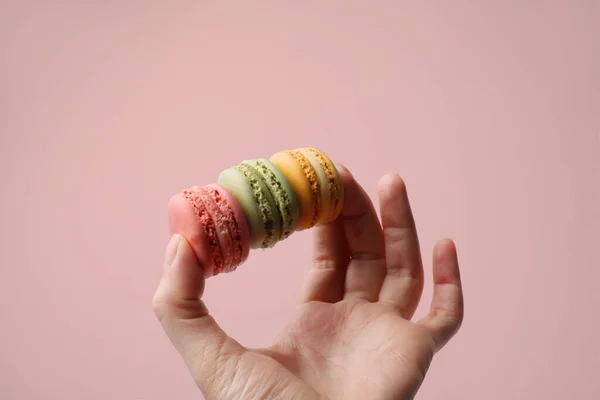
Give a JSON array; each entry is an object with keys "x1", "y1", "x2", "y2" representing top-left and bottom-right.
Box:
[{"x1": 153, "y1": 234, "x2": 246, "y2": 396}]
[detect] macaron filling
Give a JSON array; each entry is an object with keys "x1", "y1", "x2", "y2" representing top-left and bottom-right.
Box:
[
  {"x1": 299, "y1": 150, "x2": 332, "y2": 225},
  {"x1": 182, "y1": 187, "x2": 224, "y2": 273},
  {"x1": 250, "y1": 160, "x2": 296, "y2": 240},
  {"x1": 235, "y1": 163, "x2": 277, "y2": 248},
  {"x1": 197, "y1": 186, "x2": 233, "y2": 274},
  {"x1": 288, "y1": 150, "x2": 321, "y2": 228},
  {"x1": 203, "y1": 185, "x2": 245, "y2": 271},
  {"x1": 303, "y1": 148, "x2": 341, "y2": 221}
]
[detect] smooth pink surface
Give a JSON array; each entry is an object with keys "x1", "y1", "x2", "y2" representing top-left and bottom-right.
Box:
[
  {"x1": 168, "y1": 191, "x2": 216, "y2": 277},
  {"x1": 1, "y1": 2, "x2": 599, "y2": 399}
]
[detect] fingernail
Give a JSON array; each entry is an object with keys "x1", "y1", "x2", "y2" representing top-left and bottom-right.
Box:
[
  {"x1": 336, "y1": 163, "x2": 350, "y2": 174},
  {"x1": 164, "y1": 234, "x2": 180, "y2": 267}
]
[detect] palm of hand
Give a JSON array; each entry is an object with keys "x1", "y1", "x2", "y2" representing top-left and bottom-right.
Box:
[
  {"x1": 267, "y1": 300, "x2": 434, "y2": 399},
  {"x1": 154, "y1": 170, "x2": 463, "y2": 400}
]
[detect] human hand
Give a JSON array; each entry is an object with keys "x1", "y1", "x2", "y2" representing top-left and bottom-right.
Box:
[{"x1": 153, "y1": 167, "x2": 464, "y2": 399}]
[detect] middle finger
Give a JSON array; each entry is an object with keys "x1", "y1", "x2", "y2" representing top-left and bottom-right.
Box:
[{"x1": 338, "y1": 166, "x2": 386, "y2": 302}]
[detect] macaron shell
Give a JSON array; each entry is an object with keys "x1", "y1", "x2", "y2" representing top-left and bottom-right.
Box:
[
  {"x1": 238, "y1": 162, "x2": 282, "y2": 248},
  {"x1": 299, "y1": 149, "x2": 331, "y2": 226},
  {"x1": 244, "y1": 158, "x2": 299, "y2": 240},
  {"x1": 218, "y1": 165, "x2": 281, "y2": 249},
  {"x1": 197, "y1": 186, "x2": 234, "y2": 274},
  {"x1": 218, "y1": 167, "x2": 265, "y2": 248},
  {"x1": 205, "y1": 184, "x2": 250, "y2": 271},
  {"x1": 167, "y1": 191, "x2": 217, "y2": 277},
  {"x1": 269, "y1": 150, "x2": 319, "y2": 230},
  {"x1": 301, "y1": 147, "x2": 344, "y2": 222}
]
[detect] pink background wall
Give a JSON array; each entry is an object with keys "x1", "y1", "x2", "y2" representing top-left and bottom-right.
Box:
[{"x1": 1, "y1": 2, "x2": 599, "y2": 399}]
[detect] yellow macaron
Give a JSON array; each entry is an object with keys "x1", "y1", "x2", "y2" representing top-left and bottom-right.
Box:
[
  {"x1": 300, "y1": 147, "x2": 344, "y2": 224},
  {"x1": 269, "y1": 147, "x2": 343, "y2": 230}
]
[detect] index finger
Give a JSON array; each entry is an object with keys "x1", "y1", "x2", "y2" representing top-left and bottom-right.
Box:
[{"x1": 299, "y1": 166, "x2": 386, "y2": 303}]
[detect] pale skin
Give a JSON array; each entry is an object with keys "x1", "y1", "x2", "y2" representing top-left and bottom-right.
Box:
[{"x1": 153, "y1": 166, "x2": 464, "y2": 399}]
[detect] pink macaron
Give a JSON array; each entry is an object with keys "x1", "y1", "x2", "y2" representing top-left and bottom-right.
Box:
[{"x1": 168, "y1": 184, "x2": 250, "y2": 277}]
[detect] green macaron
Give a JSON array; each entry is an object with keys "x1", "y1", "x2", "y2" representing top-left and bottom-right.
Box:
[
  {"x1": 243, "y1": 158, "x2": 299, "y2": 241},
  {"x1": 218, "y1": 158, "x2": 299, "y2": 249}
]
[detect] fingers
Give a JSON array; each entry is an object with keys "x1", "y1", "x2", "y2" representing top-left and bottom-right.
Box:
[
  {"x1": 299, "y1": 218, "x2": 349, "y2": 303},
  {"x1": 418, "y1": 239, "x2": 464, "y2": 352},
  {"x1": 153, "y1": 235, "x2": 246, "y2": 396},
  {"x1": 338, "y1": 166, "x2": 387, "y2": 302},
  {"x1": 377, "y1": 174, "x2": 424, "y2": 319},
  {"x1": 300, "y1": 166, "x2": 386, "y2": 303}
]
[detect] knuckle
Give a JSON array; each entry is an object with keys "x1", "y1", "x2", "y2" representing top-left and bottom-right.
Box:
[
  {"x1": 152, "y1": 294, "x2": 167, "y2": 321},
  {"x1": 311, "y1": 255, "x2": 339, "y2": 271},
  {"x1": 383, "y1": 226, "x2": 411, "y2": 242},
  {"x1": 435, "y1": 307, "x2": 464, "y2": 331}
]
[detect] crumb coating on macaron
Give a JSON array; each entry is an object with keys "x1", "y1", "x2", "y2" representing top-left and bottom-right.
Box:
[
  {"x1": 182, "y1": 187, "x2": 224, "y2": 273},
  {"x1": 252, "y1": 159, "x2": 296, "y2": 240},
  {"x1": 302, "y1": 147, "x2": 342, "y2": 221},
  {"x1": 203, "y1": 185, "x2": 246, "y2": 272},
  {"x1": 235, "y1": 163, "x2": 277, "y2": 248},
  {"x1": 288, "y1": 150, "x2": 321, "y2": 228}
]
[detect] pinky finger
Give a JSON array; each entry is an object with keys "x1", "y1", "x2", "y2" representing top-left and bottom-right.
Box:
[{"x1": 418, "y1": 239, "x2": 464, "y2": 352}]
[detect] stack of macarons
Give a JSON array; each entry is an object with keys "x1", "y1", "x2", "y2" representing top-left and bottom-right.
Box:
[{"x1": 168, "y1": 147, "x2": 344, "y2": 277}]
